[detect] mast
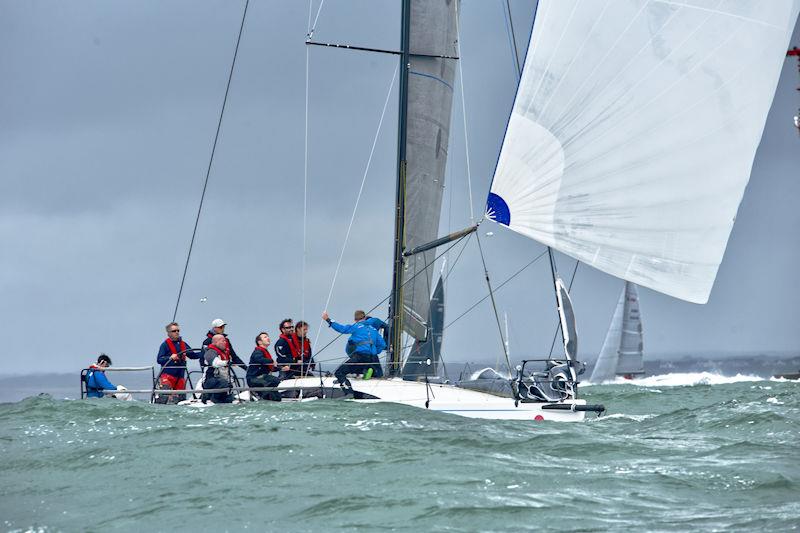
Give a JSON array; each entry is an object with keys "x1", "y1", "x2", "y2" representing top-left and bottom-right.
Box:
[{"x1": 388, "y1": 0, "x2": 412, "y2": 376}]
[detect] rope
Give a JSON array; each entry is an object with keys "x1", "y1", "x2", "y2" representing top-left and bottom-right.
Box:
[
  {"x1": 314, "y1": 64, "x2": 399, "y2": 345},
  {"x1": 172, "y1": 0, "x2": 250, "y2": 321},
  {"x1": 475, "y1": 231, "x2": 511, "y2": 374},
  {"x1": 454, "y1": 1, "x2": 475, "y2": 222}
]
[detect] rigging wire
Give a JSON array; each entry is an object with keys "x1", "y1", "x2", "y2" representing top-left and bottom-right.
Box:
[
  {"x1": 503, "y1": 0, "x2": 522, "y2": 77},
  {"x1": 444, "y1": 247, "x2": 548, "y2": 332},
  {"x1": 172, "y1": 0, "x2": 250, "y2": 321},
  {"x1": 475, "y1": 231, "x2": 512, "y2": 375},
  {"x1": 455, "y1": 1, "x2": 475, "y2": 222},
  {"x1": 313, "y1": 63, "x2": 400, "y2": 346},
  {"x1": 301, "y1": 0, "x2": 314, "y2": 323},
  {"x1": 312, "y1": 231, "x2": 470, "y2": 363},
  {"x1": 306, "y1": 0, "x2": 326, "y2": 40}
]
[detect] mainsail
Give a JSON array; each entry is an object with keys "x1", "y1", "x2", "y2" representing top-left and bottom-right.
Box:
[
  {"x1": 591, "y1": 281, "x2": 644, "y2": 382},
  {"x1": 402, "y1": 0, "x2": 459, "y2": 340},
  {"x1": 486, "y1": 0, "x2": 800, "y2": 303},
  {"x1": 402, "y1": 275, "x2": 445, "y2": 381}
]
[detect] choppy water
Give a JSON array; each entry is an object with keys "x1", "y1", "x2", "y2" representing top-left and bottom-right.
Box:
[{"x1": 1, "y1": 374, "x2": 798, "y2": 532}]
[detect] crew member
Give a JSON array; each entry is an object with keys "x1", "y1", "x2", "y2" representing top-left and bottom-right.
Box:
[
  {"x1": 201, "y1": 318, "x2": 239, "y2": 367},
  {"x1": 322, "y1": 310, "x2": 386, "y2": 390},
  {"x1": 155, "y1": 322, "x2": 199, "y2": 404},
  {"x1": 292, "y1": 321, "x2": 315, "y2": 376},
  {"x1": 346, "y1": 315, "x2": 387, "y2": 378},
  {"x1": 202, "y1": 334, "x2": 247, "y2": 403},
  {"x1": 246, "y1": 332, "x2": 281, "y2": 402},
  {"x1": 85, "y1": 354, "x2": 129, "y2": 399},
  {"x1": 274, "y1": 319, "x2": 298, "y2": 380}
]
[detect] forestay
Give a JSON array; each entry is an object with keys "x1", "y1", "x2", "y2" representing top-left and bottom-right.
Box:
[
  {"x1": 403, "y1": 0, "x2": 459, "y2": 340},
  {"x1": 486, "y1": 0, "x2": 800, "y2": 303}
]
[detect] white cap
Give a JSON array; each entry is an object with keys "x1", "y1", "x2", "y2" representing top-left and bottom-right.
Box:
[{"x1": 211, "y1": 318, "x2": 226, "y2": 328}]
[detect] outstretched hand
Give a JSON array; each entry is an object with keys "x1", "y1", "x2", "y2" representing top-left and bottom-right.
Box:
[{"x1": 322, "y1": 311, "x2": 329, "y2": 322}]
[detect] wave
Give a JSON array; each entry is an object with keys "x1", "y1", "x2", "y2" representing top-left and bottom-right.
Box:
[{"x1": 584, "y1": 372, "x2": 767, "y2": 387}]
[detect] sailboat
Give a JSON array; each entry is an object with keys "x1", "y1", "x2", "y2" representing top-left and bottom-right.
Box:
[
  {"x1": 90, "y1": 1, "x2": 796, "y2": 418},
  {"x1": 273, "y1": 0, "x2": 798, "y2": 420},
  {"x1": 590, "y1": 281, "x2": 644, "y2": 383}
]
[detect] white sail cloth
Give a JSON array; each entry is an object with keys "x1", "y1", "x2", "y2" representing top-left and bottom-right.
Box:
[
  {"x1": 591, "y1": 281, "x2": 644, "y2": 382},
  {"x1": 487, "y1": 0, "x2": 800, "y2": 303}
]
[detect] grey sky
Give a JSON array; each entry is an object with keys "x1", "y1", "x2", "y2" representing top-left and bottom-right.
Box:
[{"x1": 1, "y1": 1, "x2": 798, "y2": 375}]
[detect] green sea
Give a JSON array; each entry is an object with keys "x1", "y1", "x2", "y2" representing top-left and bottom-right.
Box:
[{"x1": 0, "y1": 374, "x2": 797, "y2": 532}]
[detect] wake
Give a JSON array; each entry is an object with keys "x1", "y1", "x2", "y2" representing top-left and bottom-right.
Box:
[{"x1": 583, "y1": 371, "x2": 769, "y2": 387}]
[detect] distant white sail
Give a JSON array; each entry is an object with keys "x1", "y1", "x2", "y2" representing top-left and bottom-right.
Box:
[
  {"x1": 487, "y1": 0, "x2": 800, "y2": 303},
  {"x1": 591, "y1": 281, "x2": 644, "y2": 382}
]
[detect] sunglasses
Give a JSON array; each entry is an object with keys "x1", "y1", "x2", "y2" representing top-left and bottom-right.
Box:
[{"x1": 169, "y1": 329, "x2": 180, "y2": 333}]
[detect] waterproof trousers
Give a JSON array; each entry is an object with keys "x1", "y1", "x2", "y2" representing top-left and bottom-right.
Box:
[{"x1": 247, "y1": 374, "x2": 282, "y2": 402}]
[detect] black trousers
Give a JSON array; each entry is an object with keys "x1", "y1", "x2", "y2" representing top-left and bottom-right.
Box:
[
  {"x1": 334, "y1": 353, "x2": 373, "y2": 385},
  {"x1": 247, "y1": 374, "x2": 282, "y2": 402},
  {"x1": 202, "y1": 376, "x2": 233, "y2": 403}
]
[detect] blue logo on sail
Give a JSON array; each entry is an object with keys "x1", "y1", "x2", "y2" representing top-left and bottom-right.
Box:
[{"x1": 485, "y1": 192, "x2": 511, "y2": 226}]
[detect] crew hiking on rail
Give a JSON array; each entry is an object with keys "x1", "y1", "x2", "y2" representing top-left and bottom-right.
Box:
[{"x1": 323, "y1": 309, "x2": 386, "y2": 391}]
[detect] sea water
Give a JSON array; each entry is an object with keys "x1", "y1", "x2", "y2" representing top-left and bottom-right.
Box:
[{"x1": 0, "y1": 375, "x2": 797, "y2": 532}]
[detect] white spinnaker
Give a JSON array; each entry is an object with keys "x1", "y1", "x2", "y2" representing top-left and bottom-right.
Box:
[{"x1": 487, "y1": 0, "x2": 800, "y2": 303}]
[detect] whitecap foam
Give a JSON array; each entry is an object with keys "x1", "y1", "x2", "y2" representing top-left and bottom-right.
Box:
[{"x1": 584, "y1": 372, "x2": 766, "y2": 387}]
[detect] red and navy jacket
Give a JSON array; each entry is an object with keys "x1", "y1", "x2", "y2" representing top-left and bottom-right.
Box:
[
  {"x1": 156, "y1": 337, "x2": 198, "y2": 378},
  {"x1": 247, "y1": 346, "x2": 276, "y2": 381}
]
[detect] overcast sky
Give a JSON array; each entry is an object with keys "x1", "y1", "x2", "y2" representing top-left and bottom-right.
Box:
[{"x1": 1, "y1": 1, "x2": 799, "y2": 375}]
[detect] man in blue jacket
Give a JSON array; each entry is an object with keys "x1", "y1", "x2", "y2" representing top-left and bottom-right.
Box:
[
  {"x1": 322, "y1": 310, "x2": 386, "y2": 390},
  {"x1": 85, "y1": 354, "x2": 119, "y2": 398}
]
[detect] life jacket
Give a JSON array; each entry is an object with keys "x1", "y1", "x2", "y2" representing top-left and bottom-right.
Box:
[
  {"x1": 165, "y1": 338, "x2": 187, "y2": 361},
  {"x1": 207, "y1": 343, "x2": 230, "y2": 361},
  {"x1": 279, "y1": 334, "x2": 301, "y2": 361},
  {"x1": 255, "y1": 346, "x2": 275, "y2": 372},
  {"x1": 287, "y1": 334, "x2": 311, "y2": 361}
]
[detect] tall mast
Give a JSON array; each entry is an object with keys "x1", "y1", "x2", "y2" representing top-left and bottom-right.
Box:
[{"x1": 388, "y1": 0, "x2": 412, "y2": 376}]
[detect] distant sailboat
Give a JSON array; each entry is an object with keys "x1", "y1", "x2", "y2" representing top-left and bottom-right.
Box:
[{"x1": 591, "y1": 282, "x2": 644, "y2": 383}]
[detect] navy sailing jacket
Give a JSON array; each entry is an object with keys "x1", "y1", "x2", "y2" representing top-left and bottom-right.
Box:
[
  {"x1": 156, "y1": 338, "x2": 198, "y2": 378},
  {"x1": 247, "y1": 347, "x2": 276, "y2": 381}
]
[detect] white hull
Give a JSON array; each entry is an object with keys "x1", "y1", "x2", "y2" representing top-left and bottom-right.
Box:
[{"x1": 278, "y1": 376, "x2": 588, "y2": 422}]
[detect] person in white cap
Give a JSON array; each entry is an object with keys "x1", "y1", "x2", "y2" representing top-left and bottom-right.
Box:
[{"x1": 201, "y1": 318, "x2": 240, "y2": 367}]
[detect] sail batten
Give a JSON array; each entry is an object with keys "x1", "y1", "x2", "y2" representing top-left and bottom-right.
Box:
[{"x1": 488, "y1": 0, "x2": 800, "y2": 303}]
